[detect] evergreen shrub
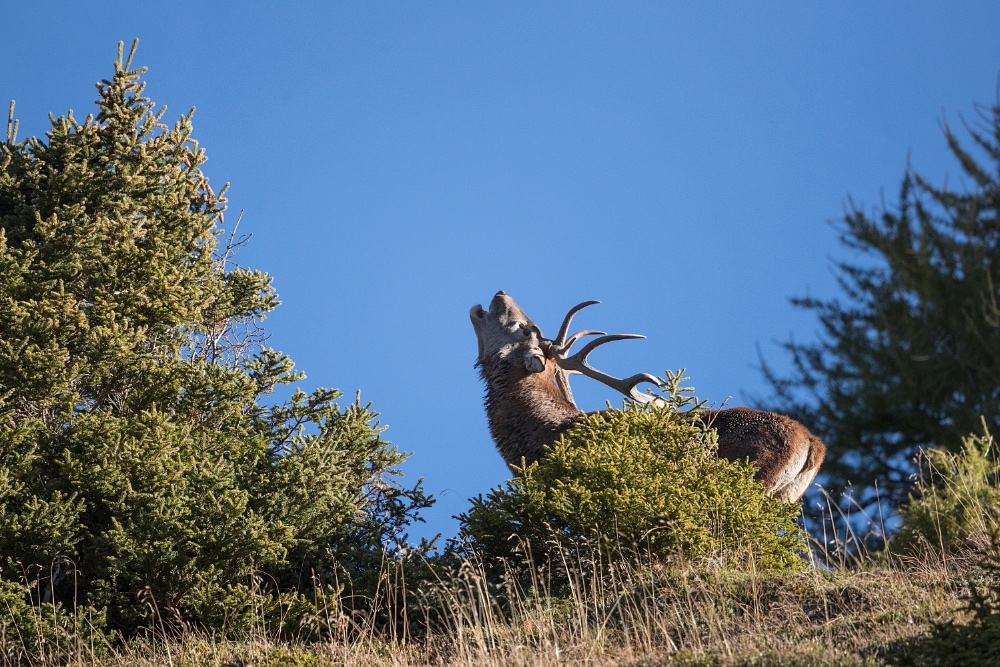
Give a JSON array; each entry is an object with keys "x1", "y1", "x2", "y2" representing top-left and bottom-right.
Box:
[
  {"x1": 893, "y1": 422, "x2": 999, "y2": 557},
  {"x1": 458, "y1": 373, "x2": 806, "y2": 575}
]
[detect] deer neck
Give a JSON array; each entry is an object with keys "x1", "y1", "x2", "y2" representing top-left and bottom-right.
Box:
[{"x1": 479, "y1": 356, "x2": 583, "y2": 468}]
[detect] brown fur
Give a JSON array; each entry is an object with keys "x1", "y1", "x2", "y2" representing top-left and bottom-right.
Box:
[
  {"x1": 700, "y1": 407, "x2": 826, "y2": 502},
  {"x1": 478, "y1": 355, "x2": 580, "y2": 468}
]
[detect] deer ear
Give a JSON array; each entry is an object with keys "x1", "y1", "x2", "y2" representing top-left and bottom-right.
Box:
[{"x1": 524, "y1": 351, "x2": 545, "y2": 373}]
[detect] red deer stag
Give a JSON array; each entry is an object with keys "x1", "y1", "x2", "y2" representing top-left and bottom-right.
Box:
[{"x1": 470, "y1": 291, "x2": 825, "y2": 502}]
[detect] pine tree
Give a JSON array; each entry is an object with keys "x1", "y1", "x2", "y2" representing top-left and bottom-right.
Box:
[
  {"x1": 0, "y1": 41, "x2": 430, "y2": 637},
  {"x1": 763, "y1": 97, "x2": 1000, "y2": 518}
]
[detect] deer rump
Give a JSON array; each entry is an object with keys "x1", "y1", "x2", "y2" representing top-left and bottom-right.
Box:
[{"x1": 470, "y1": 291, "x2": 824, "y2": 502}]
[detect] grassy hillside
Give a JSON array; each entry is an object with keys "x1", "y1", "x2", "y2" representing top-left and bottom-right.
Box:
[{"x1": 5, "y1": 547, "x2": 987, "y2": 667}]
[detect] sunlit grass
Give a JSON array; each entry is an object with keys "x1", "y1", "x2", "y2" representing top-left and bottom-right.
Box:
[{"x1": 0, "y1": 539, "x2": 969, "y2": 667}]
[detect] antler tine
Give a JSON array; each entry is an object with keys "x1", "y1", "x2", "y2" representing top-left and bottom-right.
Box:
[
  {"x1": 551, "y1": 329, "x2": 605, "y2": 410},
  {"x1": 563, "y1": 329, "x2": 605, "y2": 352},
  {"x1": 574, "y1": 333, "x2": 645, "y2": 358},
  {"x1": 553, "y1": 300, "x2": 601, "y2": 347},
  {"x1": 555, "y1": 333, "x2": 661, "y2": 403}
]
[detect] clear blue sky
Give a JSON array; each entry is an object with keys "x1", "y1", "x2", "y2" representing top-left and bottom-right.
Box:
[{"x1": 4, "y1": 2, "x2": 1000, "y2": 540}]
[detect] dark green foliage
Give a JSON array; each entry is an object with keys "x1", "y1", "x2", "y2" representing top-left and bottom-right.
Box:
[
  {"x1": 763, "y1": 98, "x2": 1000, "y2": 516},
  {"x1": 0, "y1": 42, "x2": 430, "y2": 640},
  {"x1": 893, "y1": 423, "x2": 999, "y2": 557},
  {"x1": 458, "y1": 373, "x2": 806, "y2": 574}
]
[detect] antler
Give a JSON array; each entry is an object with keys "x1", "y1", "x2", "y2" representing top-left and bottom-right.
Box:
[
  {"x1": 552, "y1": 300, "x2": 602, "y2": 348},
  {"x1": 548, "y1": 300, "x2": 603, "y2": 407},
  {"x1": 547, "y1": 301, "x2": 660, "y2": 405}
]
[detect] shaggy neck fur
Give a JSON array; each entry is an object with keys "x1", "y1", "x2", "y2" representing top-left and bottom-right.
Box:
[{"x1": 478, "y1": 355, "x2": 582, "y2": 469}]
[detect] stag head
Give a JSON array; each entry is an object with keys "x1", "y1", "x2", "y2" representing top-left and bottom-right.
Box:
[
  {"x1": 470, "y1": 291, "x2": 660, "y2": 407},
  {"x1": 470, "y1": 291, "x2": 548, "y2": 373}
]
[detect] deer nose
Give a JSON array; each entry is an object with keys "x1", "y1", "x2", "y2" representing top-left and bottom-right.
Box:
[{"x1": 495, "y1": 290, "x2": 508, "y2": 297}]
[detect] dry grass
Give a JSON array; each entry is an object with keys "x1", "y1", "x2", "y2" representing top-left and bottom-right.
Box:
[{"x1": 5, "y1": 552, "x2": 970, "y2": 667}]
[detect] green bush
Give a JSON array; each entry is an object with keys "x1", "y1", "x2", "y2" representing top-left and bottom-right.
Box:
[
  {"x1": 0, "y1": 42, "x2": 430, "y2": 642},
  {"x1": 458, "y1": 373, "x2": 806, "y2": 574},
  {"x1": 893, "y1": 422, "x2": 999, "y2": 558}
]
